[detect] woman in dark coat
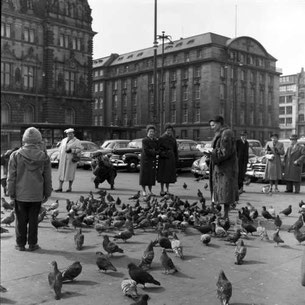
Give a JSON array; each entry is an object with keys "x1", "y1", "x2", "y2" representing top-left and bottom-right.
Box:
[
  {"x1": 157, "y1": 124, "x2": 178, "y2": 196},
  {"x1": 207, "y1": 116, "x2": 239, "y2": 219},
  {"x1": 139, "y1": 125, "x2": 158, "y2": 196},
  {"x1": 236, "y1": 131, "x2": 249, "y2": 193}
]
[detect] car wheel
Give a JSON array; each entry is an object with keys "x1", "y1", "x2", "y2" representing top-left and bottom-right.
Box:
[{"x1": 127, "y1": 158, "x2": 139, "y2": 172}]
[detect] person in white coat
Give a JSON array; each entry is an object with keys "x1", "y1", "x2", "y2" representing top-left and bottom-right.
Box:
[{"x1": 54, "y1": 128, "x2": 83, "y2": 192}]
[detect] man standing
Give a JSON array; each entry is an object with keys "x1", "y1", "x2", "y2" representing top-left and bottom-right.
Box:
[
  {"x1": 236, "y1": 131, "x2": 249, "y2": 194},
  {"x1": 207, "y1": 116, "x2": 239, "y2": 219},
  {"x1": 283, "y1": 134, "x2": 305, "y2": 193}
]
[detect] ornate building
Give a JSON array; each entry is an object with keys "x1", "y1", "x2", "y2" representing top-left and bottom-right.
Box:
[
  {"x1": 279, "y1": 68, "x2": 305, "y2": 138},
  {"x1": 1, "y1": 0, "x2": 95, "y2": 150},
  {"x1": 93, "y1": 32, "x2": 280, "y2": 142}
]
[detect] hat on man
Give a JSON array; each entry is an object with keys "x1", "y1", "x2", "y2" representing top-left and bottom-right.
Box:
[
  {"x1": 64, "y1": 128, "x2": 75, "y2": 133},
  {"x1": 289, "y1": 134, "x2": 298, "y2": 140},
  {"x1": 240, "y1": 130, "x2": 248, "y2": 136},
  {"x1": 209, "y1": 115, "x2": 224, "y2": 125},
  {"x1": 270, "y1": 133, "x2": 279, "y2": 139},
  {"x1": 22, "y1": 127, "x2": 42, "y2": 144}
]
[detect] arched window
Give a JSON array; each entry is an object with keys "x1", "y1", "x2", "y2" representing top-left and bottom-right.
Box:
[
  {"x1": 24, "y1": 105, "x2": 34, "y2": 123},
  {"x1": 1, "y1": 103, "x2": 10, "y2": 124},
  {"x1": 65, "y1": 108, "x2": 75, "y2": 124}
]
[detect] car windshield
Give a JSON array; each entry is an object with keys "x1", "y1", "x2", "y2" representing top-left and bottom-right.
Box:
[{"x1": 128, "y1": 140, "x2": 142, "y2": 148}]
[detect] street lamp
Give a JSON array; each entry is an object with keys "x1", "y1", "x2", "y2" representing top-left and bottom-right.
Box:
[{"x1": 154, "y1": 31, "x2": 173, "y2": 134}]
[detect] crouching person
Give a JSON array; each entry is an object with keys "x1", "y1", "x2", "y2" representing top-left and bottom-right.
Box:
[{"x1": 92, "y1": 152, "x2": 117, "y2": 190}]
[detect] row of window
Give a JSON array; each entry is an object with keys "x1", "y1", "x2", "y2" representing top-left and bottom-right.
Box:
[
  {"x1": 229, "y1": 50, "x2": 270, "y2": 69},
  {"x1": 279, "y1": 106, "x2": 293, "y2": 115},
  {"x1": 2, "y1": 22, "x2": 36, "y2": 43},
  {"x1": 279, "y1": 85, "x2": 297, "y2": 92}
]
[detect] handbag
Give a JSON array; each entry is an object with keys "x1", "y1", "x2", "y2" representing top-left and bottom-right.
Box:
[
  {"x1": 72, "y1": 153, "x2": 81, "y2": 163},
  {"x1": 265, "y1": 153, "x2": 274, "y2": 161}
]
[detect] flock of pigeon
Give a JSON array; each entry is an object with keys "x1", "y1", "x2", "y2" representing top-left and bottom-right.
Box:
[{"x1": 1, "y1": 186, "x2": 305, "y2": 304}]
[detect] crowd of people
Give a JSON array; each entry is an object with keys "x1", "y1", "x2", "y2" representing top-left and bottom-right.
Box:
[{"x1": 1, "y1": 118, "x2": 305, "y2": 253}]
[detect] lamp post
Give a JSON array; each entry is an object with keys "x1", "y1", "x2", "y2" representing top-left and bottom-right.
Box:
[{"x1": 155, "y1": 31, "x2": 173, "y2": 134}]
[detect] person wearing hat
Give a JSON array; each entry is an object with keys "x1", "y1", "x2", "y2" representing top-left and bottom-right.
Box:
[
  {"x1": 7, "y1": 127, "x2": 52, "y2": 251},
  {"x1": 264, "y1": 133, "x2": 285, "y2": 192},
  {"x1": 236, "y1": 131, "x2": 249, "y2": 194},
  {"x1": 156, "y1": 124, "x2": 178, "y2": 196},
  {"x1": 55, "y1": 128, "x2": 83, "y2": 192},
  {"x1": 207, "y1": 115, "x2": 239, "y2": 219},
  {"x1": 283, "y1": 134, "x2": 305, "y2": 193}
]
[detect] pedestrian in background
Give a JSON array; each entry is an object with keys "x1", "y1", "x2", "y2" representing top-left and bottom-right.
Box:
[
  {"x1": 264, "y1": 133, "x2": 285, "y2": 193},
  {"x1": 283, "y1": 134, "x2": 305, "y2": 194},
  {"x1": 55, "y1": 128, "x2": 83, "y2": 192},
  {"x1": 207, "y1": 116, "x2": 238, "y2": 220},
  {"x1": 236, "y1": 131, "x2": 249, "y2": 194},
  {"x1": 7, "y1": 127, "x2": 52, "y2": 251},
  {"x1": 1, "y1": 147, "x2": 18, "y2": 196},
  {"x1": 157, "y1": 124, "x2": 178, "y2": 196},
  {"x1": 139, "y1": 125, "x2": 158, "y2": 197}
]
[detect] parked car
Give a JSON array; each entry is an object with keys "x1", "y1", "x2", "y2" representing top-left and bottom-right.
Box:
[{"x1": 100, "y1": 139, "x2": 130, "y2": 152}]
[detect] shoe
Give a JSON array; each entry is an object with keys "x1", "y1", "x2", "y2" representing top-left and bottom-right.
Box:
[
  {"x1": 15, "y1": 245, "x2": 26, "y2": 251},
  {"x1": 274, "y1": 188, "x2": 280, "y2": 193},
  {"x1": 28, "y1": 244, "x2": 40, "y2": 251},
  {"x1": 160, "y1": 191, "x2": 166, "y2": 196},
  {"x1": 66, "y1": 189, "x2": 72, "y2": 193},
  {"x1": 284, "y1": 190, "x2": 293, "y2": 193},
  {"x1": 54, "y1": 188, "x2": 62, "y2": 192}
]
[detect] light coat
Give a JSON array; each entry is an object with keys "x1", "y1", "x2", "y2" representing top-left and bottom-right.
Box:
[
  {"x1": 283, "y1": 143, "x2": 305, "y2": 182},
  {"x1": 264, "y1": 141, "x2": 285, "y2": 180},
  {"x1": 57, "y1": 137, "x2": 83, "y2": 182}
]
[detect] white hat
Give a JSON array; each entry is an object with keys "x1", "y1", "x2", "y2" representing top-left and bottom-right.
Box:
[
  {"x1": 64, "y1": 128, "x2": 75, "y2": 133},
  {"x1": 22, "y1": 127, "x2": 42, "y2": 144}
]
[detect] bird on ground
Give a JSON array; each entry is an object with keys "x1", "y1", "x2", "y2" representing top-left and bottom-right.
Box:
[
  {"x1": 131, "y1": 294, "x2": 149, "y2": 305},
  {"x1": 103, "y1": 234, "x2": 124, "y2": 256},
  {"x1": 160, "y1": 248, "x2": 178, "y2": 274},
  {"x1": 183, "y1": 182, "x2": 187, "y2": 189},
  {"x1": 274, "y1": 215, "x2": 282, "y2": 229},
  {"x1": 95, "y1": 222, "x2": 110, "y2": 235},
  {"x1": 262, "y1": 185, "x2": 271, "y2": 194},
  {"x1": 96, "y1": 251, "x2": 117, "y2": 272},
  {"x1": 200, "y1": 233, "x2": 211, "y2": 246},
  {"x1": 115, "y1": 196, "x2": 121, "y2": 205},
  {"x1": 138, "y1": 240, "x2": 157, "y2": 270},
  {"x1": 129, "y1": 191, "x2": 141, "y2": 200},
  {"x1": 61, "y1": 261, "x2": 82, "y2": 282},
  {"x1": 273, "y1": 229, "x2": 284, "y2": 246},
  {"x1": 0, "y1": 284, "x2": 7, "y2": 292},
  {"x1": 0, "y1": 226, "x2": 9, "y2": 234},
  {"x1": 158, "y1": 235, "x2": 172, "y2": 249},
  {"x1": 216, "y1": 270, "x2": 232, "y2": 305},
  {"x1": 280, "y1": 205, "x2": 292, "y2": 216},
  {"x1": 268, "y1": 206, "x2": 276, "y2": 218},
  {"x1": 121, "y1": 278, "x2": 139, "y2": 299},
  {"x1": 65, "y1": 199, "x2": 72, "y2": 212},
  {"x1": 106, "y1": 192, "x2": 115, "y2": 203},
  {"x1": 244, "y1": 176, "x2": 251, "y2": 186},
  {"x1": 51, "y1": 217, "x2": 69, "y2": 231},
  {"x1": 47, "y1": 200, "x2": 59, "y2": 211},
  {"x1": 113, "y1": 228, "x2": 133, "y2": 242},
  {"x1": 38, "y1": 209, "x2": 47, "y2": 223},
  {"x1": 48, "y1": 261, "x2": 62, "y2": 300},
  {"x1": 197, "y1": 189, "x2": 204, "y2": 198},
  {"x1": 293, "y1": 227, "x2": 305, "y2": 245},
  {"x1": 74, "y1": 228, "x2": 84, "y2": 250},
  {"x1": 171, "y1": 233, "x2": 184, "y2": 259},
  {"x1": 288, "y1": 215, "x2": 304, "y2": 232},
  {"x1": 235, "y1": 240, "x2": 247, "y2": 265},
  {"x1": 128, "y1": 262, "x2": 161, "y2": 288},
  {"x1": 224, "y1": 229, "x2": 241, "y2": 245},
  {"x1": 241, "y1": 221, "x2": 257, "y2": 235},
  {"x1": 50, "y1": 209, "x2": 59, "y2": 218},
  {"x1": 1, "y1": 210, "x2": 15, "y2": 226},
  {"x1": 204, "y1": 182, "x2": 209, "y2": 190},
  {"x1": 1, "y1": 197, "x2": 14, "y2": 210},
  {"x1": 261, "y1": 206, "x2": 275, "y2": 220}
]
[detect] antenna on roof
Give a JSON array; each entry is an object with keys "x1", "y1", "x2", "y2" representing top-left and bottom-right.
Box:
[{"x1": 235, "y1": 0, "x2": 238, "y2": 37}]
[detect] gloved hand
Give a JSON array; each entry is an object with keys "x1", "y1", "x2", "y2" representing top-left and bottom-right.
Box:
[{"x1": 66, "y1": 148, "x2": 72, "y2": 153}]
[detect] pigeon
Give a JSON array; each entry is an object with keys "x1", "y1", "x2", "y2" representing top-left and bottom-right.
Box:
[
  {"x1": 131, "y1": 294, "x2": 150, "y2": 305},
  {"x1": 1, "y1": 197, "x2": 14, "y2": 210},
  {"x1": 0, "y1": 226, "x2": 9, "y2": 234},
  {"x1": 47, "y1": 200, "x2": 59, "y2": 211},
  {"x1": 129, "y1": 191, "x2": 141, "y2": 200},
  {"x1": 95, "y1": 223, "x2": 110, "y2": 235},
  {"x1": 216, "y1": 270, "x2": 232, "y2": 305},
  {"x1": 138, "y1": 240, "x2": 157, "y2": 270},
  {"x1": 244, "y1": 176, "x2": 251, "y2": 186},
  {"x1": 241, "y1": 221, "x2": 257, "y2": 235},
  {"x1": 268, "y1": 206, "x2": 276, "y2": 218},
  {"x1": 1, "y1": 210, "x2": 15, "y2": 226},
  {"x1": 274, "y1": 215, "x2": 282, "y2": 229},
  {"x1": 113, "y1": 228, "x2": 133, "y2": 242},
  {"x1": 51, "y1": 217, "x2": 69, "y2": 231},
  {"x1": 261, "y1": 206, "x2": 275, "y2": 220},
  {"x1": 200, "y1": 234, "x2": 211, "y2": 246},
  {"x1": 235, "y1": 240, "x2": 247, "y2": 265},
  {"x1": 158, "y1": 235, "x2": 172, "y2": 249},
  {"x1": 96, "y1": 251, "x2": 117, "y2": 272},
  {"x1": 204, "y1": 182, "x2": 209, "y2": 190},
  {"x1": 0, "y1": 284, "x2": 7, "y2": 292},
  {"x1": 224, "y1": 229, "x2": 241, "y2": 245},
  {"x1": 279, "y1": 205, "x2": 292, "y2": 216},
  {"x1": 288, "y1": 215, "x2": 304, "y2": 232},
  {"x1": 74, "y1": 228, "x2": 84, "y2": 250},
  {"x1": 48, "y1": 261, "x2": 62, "y2": 300},
  {"x1": 171, "y1": 233, "x2": 184, "y2": 259},
  {"x1": 61, "y1": 261, "x2": 82, "y2": 282},
  {"x1": 121, "y1": 278, "x2": 139, "y2": 299},
  {"x1": 293, "y1": 228, "x2": 305, "y2": 245},
  {"x1": 183, "y1": 182, "x2": 187, "y2": 189},
  {"x1": 273, "y1": 229, "x2": 284, "y2": 246},
  {"x1": 128, "y1": 262, "x2": 161, "y2": 288},
  {"x1": 160, "y1": 248, "x2": 178, "y2": 274},
  {"x1": 106, "y1": 192, "x2": 115, "y2": 202},
  {"x1": 50, "y1": 209, "x2": 59, "y2": 218},
  {"x1": 103, "y1": 235, "x2": 124, "y2": 256}
]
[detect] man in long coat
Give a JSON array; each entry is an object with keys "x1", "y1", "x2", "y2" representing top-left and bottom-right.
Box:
[
  {"x1": 236, "y1": 131, "x2": 249, "y2": 194},
  {"x1": 283, "y1": 134, "x2": 305, "y2": 193},
  {"x1": 55, "y1": 128, "x2": 83, "y2": 192},
  {"x1": 208, "y1": 116, "x2": 238, "y2": 219}
]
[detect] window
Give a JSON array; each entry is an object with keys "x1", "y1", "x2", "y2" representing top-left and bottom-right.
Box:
[
  {"x1": 1, "y1": 22, "x2": 11, "y2": 38},
  {"x1": 196, "y1": 49, "x2": 202, "y2": 58},
  {"x1": 220, "y1": 66, "x2": 225, "y2": 78},
  {"x1": 240, "y1": 110, "x2": 245, "y2": 125},
  {"x1": 259, "y1": 90, "x2": 264, "y2": 104},
  {"x1": 99, "y1": 97, "x2": 104, "y2": 109},
  {"x1": 286, "y1": 106, "x2": 292, "y2": 114},
  {"x1": 193, "y1": 129, "x2": 200, "y2": 141},
  {"x1": 94, "y1": 115, "x2": 98, "y2": 126},
  {"x1": 113, "y1": 95, "x2": 118, "y2": 108},
  {"x1": 170, "y1": 70, "x2": 177, "y2": 81},
  {"x1": 220, "y1": 84, "x2": 225, "y2": 100},
  {"x1": 132, "y1": 78, "x2": 137, "y2": 87},
  {"x1": 122, "y1": 95, "x2": 127, "y2": 108},
  {"x1": 113, "y1": 81, "x2": 118, "y2": 90},
  {"x1": 171, "y1": 109, "x2": 176, "y2": 123},
  {"x1": 99, "y1": 115, "x2": 103, "y2": 126},
  {"x1": 132, "y1": 113, "x2": 137, "y2": 125},
  {"x1": 171, "y1": 87, "x2": 177, "y2": 102},
  {"x1": 286, "y1": 117, "x2": 292, "y2": 125},
  {"x1": 99, "y1": 82, "x2": 103, "y2": 91},
  {"x1": 24, "y1": 105, "x2": 34, "y2": 123},
  {"x1": 1, "y1": 104, "x2": 10, "y2": 124},
  {"x1": 258, "y1": 112, "x2": 263, "y2": 125},
  {"x1": 59, "y1": 34, "x2": 69, "y2": 48},
  {"x1": 299, "y1": 114, "x2": 305, "y2": 122},
  {"x1": 279, "y1": 107, "x2": 285, "y2": 115},
  {"x1": 195, "y1": 85, "x2": 200, "y2": 99},
  {"x1": 195, "y1": 108, "x2": 200, "y2": 122},
  {"x1": 65, "y1": 71, "x2": 75, "y2": 94},
  {"x1": 1, "y1": 62, "x2": 11, "y2": 86},
  {"x1": 94, "y1": 83, "x2": 99, "y2": 92},
  {"x1": 23, "y1": 28, "x2": 35, "y2": 42},
  {"x1": 181, "y1": 130, "x2": 188, "y2": 138},
  {"x1": 23, "y1": 66, "x2": 34, "y2": 89},
  {"x1": 182, "y1": 109, "x2": 188, "y2": 123},
  {"x1": 94, "y1": 98, "x2": 98, "y2": 109},
  {"x1": 122, "y1": 79, "x2": 127, "y2": 89},
  {"x1": 194, "y1": 66, "x2": 201, "y2": 78},
  {"x1": 249, "y1": 111, "x2": 254, "y2": 125},
  {"x1": 183, "y1": 68, "x2": 188, "y2": 80},
  {"x1": 279, "y1": 117, "x2": 285, "y2": 124},
  {"x1": 184, "y1": 52, "x2": 190, "y2": 62},
  {"x1": 241, "y1": 70, "x2": 245, "y2": 81},
  {"x1": 182, "y1": 87, "x2": 188, "y2": 100},
  {"x1": 279, "y1": 96, "x2": 285, "y2": 104},
  {"x1": 123, "y1": 114, "x2": 128, "y2": 126},
  {"x1": 173, "y1": 54, "x2": 177, "y2": 63},
  {"x1": 131, "y1": 93, "x2": 137, "y2": 106},
  {"x1": 65, "y1": 108, "x2": 75, "y2": 124}
]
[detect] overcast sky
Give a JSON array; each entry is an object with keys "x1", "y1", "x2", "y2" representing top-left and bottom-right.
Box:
[{"x1": 88, "y1": 0, "x2": 305, "y2": 75}]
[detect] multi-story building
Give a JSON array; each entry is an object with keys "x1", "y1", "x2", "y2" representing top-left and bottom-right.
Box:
[
  {"x1": 279, "y1": 68, "x2": 305, "y2": 139},
  {"x1": 93, "y1": 32, "x2": 280, "y2": 142},
  {"x1": 1, "y1": 0, "x2": 95, "y2": 150}
]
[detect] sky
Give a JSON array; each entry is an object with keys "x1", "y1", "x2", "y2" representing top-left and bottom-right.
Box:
[{"x1": 87, "y1": 0, "x2": 305, "y2": 75}]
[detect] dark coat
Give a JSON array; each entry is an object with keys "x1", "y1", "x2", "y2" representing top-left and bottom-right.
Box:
[
  {"x1": 139, "y1": 137, "x2": 158, "y2": 186},
  {"x1": 264, "y1": 141, "x2": 285, "y2": 181},
  {"x1": 283, "y1": 143, "x2": 305, "y2": 182},
  {"x1": 209, "y1": 126, "x2": 239, "y2": 205},
  {"x1": 157, "y1": 134, "x2": 178, "y2": 184},
  {"x1": 236, "y1": 139, "x2": 249, "y2": 187}
]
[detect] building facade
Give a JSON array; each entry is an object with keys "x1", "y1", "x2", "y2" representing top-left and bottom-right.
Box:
[
  {"x1": 93, "y1": 32, "x2": 280, "y2": 142},
  {"x1": 1, "y1": 0, "x2": 95, "y2": 151},
  {"x1": 279, "y1": 68, "x2": 305, "y2": 139}
]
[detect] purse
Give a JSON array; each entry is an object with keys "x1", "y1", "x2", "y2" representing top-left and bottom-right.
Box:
[
  {"x1": 265, "y1": 154, "x2": 274, "y2": 161},
  {"x1": 72, "y1": 153, "x2": 81, "y2": 163}
]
